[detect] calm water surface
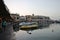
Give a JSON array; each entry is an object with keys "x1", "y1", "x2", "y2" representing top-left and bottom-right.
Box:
[{"x1": 14, "y1": 23, "x2": 60, "y2": 40}]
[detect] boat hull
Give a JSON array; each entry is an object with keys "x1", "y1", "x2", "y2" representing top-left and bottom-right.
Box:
[{"x1": 20, "y1": 25, "x2": 38, "y2": 29}]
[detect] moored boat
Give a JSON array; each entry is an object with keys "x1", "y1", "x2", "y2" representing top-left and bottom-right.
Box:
[{"x1": 19, "y1": 22, "x2": 38, "y2": 29}]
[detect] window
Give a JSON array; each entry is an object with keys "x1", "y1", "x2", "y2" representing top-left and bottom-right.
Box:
[{"x1": 17, "y1": 17, "x2": 19, "y2": 19}]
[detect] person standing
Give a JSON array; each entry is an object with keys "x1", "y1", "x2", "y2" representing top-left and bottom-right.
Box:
[
  {"x1": 0, "y1": 18, "x2": 2, "y2": 32},
  {"x1": 2, "y1": 19, "x2": 7, "y2": 32}
]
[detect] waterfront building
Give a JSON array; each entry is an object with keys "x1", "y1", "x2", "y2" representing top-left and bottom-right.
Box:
[
  {"x1": 19, "y1": 16, "x2": 26, "y2": 22},
  {"x1": 25, "y1": 14, "x2": 51, "y2": 23},
  {"x1": 10, "y1": 14, "x2": 20, "y2": 22}
]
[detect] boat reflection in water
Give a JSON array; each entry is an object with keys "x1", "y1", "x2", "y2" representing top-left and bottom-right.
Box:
[{"x1": 13, "y1": 23, "x2": 51, "y2": 34}]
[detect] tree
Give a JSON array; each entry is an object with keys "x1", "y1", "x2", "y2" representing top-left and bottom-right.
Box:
[{"x1": 0, "y1": 0, "x2": 12, "y2": 21}]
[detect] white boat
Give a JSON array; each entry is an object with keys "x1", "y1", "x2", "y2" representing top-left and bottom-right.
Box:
[
  {"x1": 19, "y1": 22, "x2": 38, "y2": 29},
  {"x1": 19, "y1": 22, "x2": 31, "y2": 26}
]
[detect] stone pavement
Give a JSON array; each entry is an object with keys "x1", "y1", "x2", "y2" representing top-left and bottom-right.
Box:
[{"x1": 0, "y1": 22, "x2": 16, "y2": 40}]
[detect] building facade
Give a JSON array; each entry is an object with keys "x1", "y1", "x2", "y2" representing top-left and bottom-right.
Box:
[
  {"x1": 10, "y1": 14, "x2": 20, "y2": 22},
  {"x1": 19, "y1": 16, "x2": 26, "y2": 22},
  {"x1": 25, "y1": 15, "x2": 51, "y2": 23}
]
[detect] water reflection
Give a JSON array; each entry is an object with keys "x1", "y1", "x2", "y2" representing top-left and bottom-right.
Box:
[{"x1": 13, "y1": 23, "x2": 51, "y2": 34}]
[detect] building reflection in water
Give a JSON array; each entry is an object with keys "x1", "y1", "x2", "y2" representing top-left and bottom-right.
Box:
[{"x1": 13, "y1": 23, "x2": 51, "y2": 34}]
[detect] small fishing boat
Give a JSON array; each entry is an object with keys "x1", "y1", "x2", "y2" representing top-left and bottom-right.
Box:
[{"x1": 19, "y1": 22, "x2": 38, "y2": 29}]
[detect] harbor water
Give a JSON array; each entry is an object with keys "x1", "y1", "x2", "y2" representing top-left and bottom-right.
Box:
[{"x1": 14, "y1": 23, "x2": 60, "y2": 40}]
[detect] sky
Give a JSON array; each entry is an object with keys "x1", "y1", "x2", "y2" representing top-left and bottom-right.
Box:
[{"x1": 4, "y1": 0, "x2": 60, "y2": 20}]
